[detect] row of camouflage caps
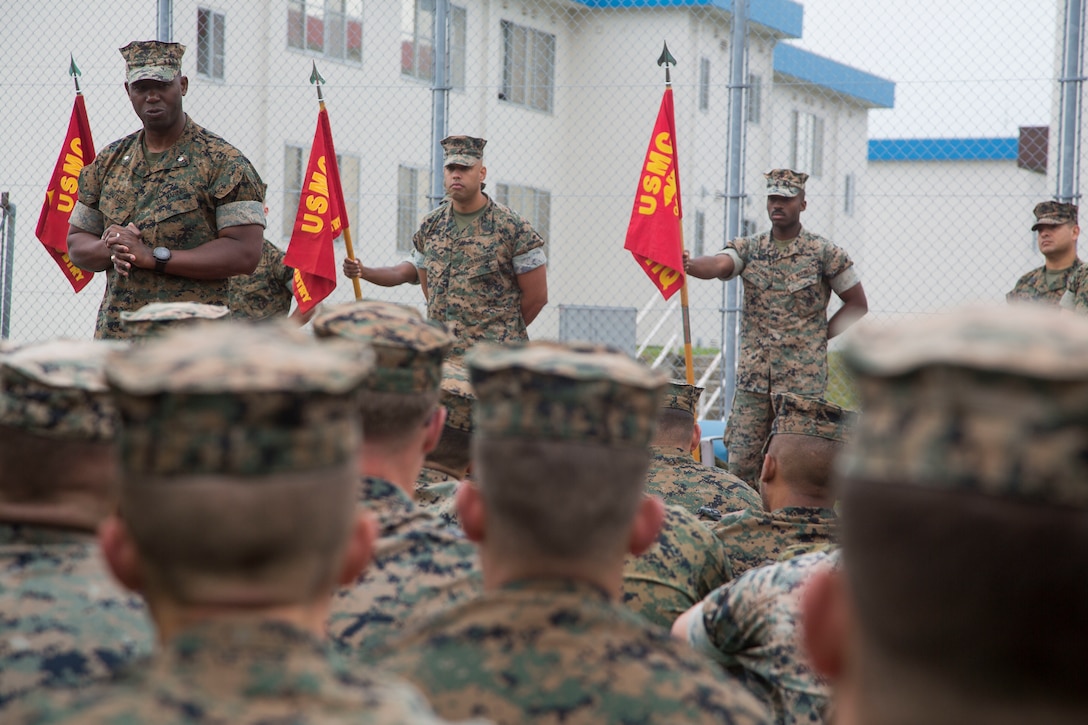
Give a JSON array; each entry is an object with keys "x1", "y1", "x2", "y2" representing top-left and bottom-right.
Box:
[{"x1": 3, "y1": 301, "x2": 1088, "y2": 508}]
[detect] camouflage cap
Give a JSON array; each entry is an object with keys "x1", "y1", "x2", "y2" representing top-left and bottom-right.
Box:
[
  {"x1": 107, "y1": 321, "x2": 374, "y2": 477},
  {"x1": 442, "y1": 135, "x2": 487, "y2": 167},
  {"x1": 121, "y1": 301, "x2": 230, "y2": 340},
  {"x1": 468, "y1": 341, "x2": 668, "y2": 448},
  {"x1": 1032, "y1": 200, "x2": 1079, "y2": 230},
  {"x1": 312, "y1": 301, "x2": 452, "y2": 394},
  {"x1": 120, "y1": 40, "x2": 185, "y2": 84},
  {"x1": 837, "y1": 304, "x2": 1088, "y2": 508},
  {"x1": 0, "y1": 339, "x2": 126, "y2": 441},
  {"x1": 765, "y1": 169, "x2": 808, "y2": 198},
  {"x1": 661, "y1": 381, "x2": 703, "y2": 416},
  {"x1": 763, "y1": 392, "x2": 855, "y2": 454},
  {"x1": 441, "y1": 361, "x2": 475, "y2": 432}
]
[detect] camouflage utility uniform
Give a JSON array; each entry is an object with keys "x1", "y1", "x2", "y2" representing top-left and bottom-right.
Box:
[
  {"x1": 329, "y1": 476, "x2": 480, "y2": 657},
  {"x1": 229, "y1": 239, "x2": 294, "y2": 320},
  {"x1": 380, "y1": 578, "x2": 771, "y2": 725},
  {"x1": 646, "y1": 445, "x2": 762, "y2": 514},
  {"x1": 710, "y1": 506, "x2": 837, "y2": 577},
  {"x1": 411, "y1": 196, "x2": 546, "y2": 357},
  {"x1": 686, "y1": 548, "x2": 839, "y2": 725},
  {"x1": 21, "y1": 620, "x2": 469, "y2": 724},
  {"x1": 622, "y1": 504, "x2": 733, "y2": 629},
  {"x1": 1008, "y1": 259, "x2": 1082, "y2": 306},
  {"x1": 717, "y1": 230, "x2": 858, "y2": 485},
  {"x1": 0, "y1": 524, "x2": 151, "y2": 710},
  {"x1": 414, "y1": 465, "x2": 461, "y2": 525},
  {"x1": 70, "y1": 116, "x2": 265, "y2": 339}
]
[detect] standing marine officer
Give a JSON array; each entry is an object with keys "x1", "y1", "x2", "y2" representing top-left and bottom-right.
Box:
[
  {"x1": 1007, "y1": 201, "x2": 1081, "y2": 305},
  {"x1": 67, "y1": 40, "x2": 265, "y2": 340}
]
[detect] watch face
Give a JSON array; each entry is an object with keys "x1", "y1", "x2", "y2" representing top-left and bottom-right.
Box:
[{"x1": 153, "y1": 246, "x2": 172, "y2": 262}]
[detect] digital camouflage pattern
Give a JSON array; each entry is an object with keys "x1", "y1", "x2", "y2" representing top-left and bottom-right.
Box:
[
  {"x1": 119, "y1": 40, "x2": 184, "y2": 84},
  {"x1": 687, "y1": 548, "x2": 839, "y2": 725},
  {"x1": 70, "y1": 116, "x2": 265, "y2": 340},
  {"x1": 120, "y1": 301, "x2": 229, "y2": 339},
  {"x1": 468, "y1": 341, "x2": 667, "y2": 448},
  {"x1": 762, "y1": 393, "x2": 855, "y2": 455},
  {"x1": 716, "y1": 228, "x2": 857, "y2": 483},
  {"x1": 726, "y1": 390, "x2": 774, "y2": 487},
  {"x1": 0, "y1": 339, "x2": 123, "y2": 440},
  {"x1": 711, "y1": 506, "x2": 837, "y2": 577},
  {"x1": 17, "y1": 619, "x2": 478, "y2": 724},
  {"x1": 1062, "y1": 263, "x2": 1088, "y2": 312},
  {"x1": 229, "y1": 239, "x2": 294, "y2": 320},
  {"x1": 0, "y1": 525, "x2": 151, "y2": 712},
  {"x1": 106, "y1": 322, "x2": 373, "y2": 477},
  {"x1": 414, "y1": 465, "x2": 461, "y2": 525},
  {"x1": 646, "y1": 445, "x2": 762, "y2": 514},
  {"x1": 622, "y1": 504, "x2": 733, "y2": 629},
  {"x1": 329, "y1": 476, "x2": 481, "y2": 658},
  {"x1": 412, "y1": 196, "x2": 546, "y2": 357},
  {"x1": 840, "y1": 304, "x2": 1088, "y2": 508},
  {"x1": 440, "y1": 361, "x2": 474, "y2": 432},
  {"x1": 1007, "y1": 259, "x2": 1082, "y2": 305},
  {"x1": 441, "y1": 135, "x2": 486, "y2": 167},
  {"x1": 313, "y1": 300, "x2": 452, "y2": 395},
  {"x1": 379, "y1": 578, "x2": 771, "y2": 725},
  {"x1": 1031, "y1": 200, "x2": 1078, "y2": 229},
  {"x1": 764, "y1": 169, "x2": 808, "y2": 198},
  {"x1": 662, "y1": 380, "x2": 703, "y2": 415}
]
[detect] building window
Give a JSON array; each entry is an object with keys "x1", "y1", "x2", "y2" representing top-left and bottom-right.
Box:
[
  {"x1": 843, "y1": 173, "x2": 856, "y2": 216},
  {"x1": 747, "y1": 74, "x2": 761, "y2": 124},
  {"x1": 287, "y1": 1, "x2": 363, "y2": 64},
  {"x1": 693, "y1": 210, "x2": 705, "y2": 255},
  {"x1": 791, "y1": 111, "x2": 825, "y2": 178},
  {"x1": 500, "y1": 20, "x2": 555, "y2": 113},
  {"x1": 283, "y1": 144, "x2": 360, "y2": 238},
  {"x1": 397, "y1": 166, "x2": 427, "y2": 252},
  {"x1": 742, "y1": 218, "x2": 759, "y2": 237},
  {"x1": 401, "y1": 1, "x2": 467, "y2": 89},
  {"x1": 698, "y1": 58, "x2": 710, "y2": 111},
  {"x1": 197, "y1": 8, "x2": 225, "y2": 80},
  {"x1": 495, "y1": 183, "x2": 550, "y2": 252}
]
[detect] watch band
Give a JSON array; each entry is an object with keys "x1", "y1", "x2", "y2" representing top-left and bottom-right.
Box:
[{"x1": 155, "y1": 257, "x2": 168, "y2": 273}]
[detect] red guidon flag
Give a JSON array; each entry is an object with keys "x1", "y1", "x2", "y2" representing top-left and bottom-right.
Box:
[
  {"x1": 285, "y1": 107, "x2": 349, "y2": 314},
  {"x1": 623, "y1": 87, "x2": 685, "y2": 299},
  {"x1": 36, "y1": 93, "x2": 96, "y2": 292}
]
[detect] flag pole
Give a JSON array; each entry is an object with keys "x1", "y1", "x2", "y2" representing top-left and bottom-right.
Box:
[
  {"x1": 657, "y1": 44, "x2": 696, "y2": 388},
  {"x1": 311, "y1": 62, "x2": 362, "y2": 301},
  {"x1": 70, "y1": 54, "x2": 82, "y2": 94}
]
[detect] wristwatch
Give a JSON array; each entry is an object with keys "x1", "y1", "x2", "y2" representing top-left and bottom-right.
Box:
[{"x1": 152, "y1": 246, "x2": 172, "y2": 273}]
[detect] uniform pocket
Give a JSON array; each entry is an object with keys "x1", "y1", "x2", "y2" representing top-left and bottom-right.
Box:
[
  {"x1": 786, "y1": 270, "x2": 823, "y2": 316},
  {"x1": 151, "y1": 195, "x2": 208, "y2": 250}
]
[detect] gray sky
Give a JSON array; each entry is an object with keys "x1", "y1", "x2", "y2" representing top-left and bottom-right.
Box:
[{"x1": 789, "y1": 0, "x2": 1060, "y2": 139}]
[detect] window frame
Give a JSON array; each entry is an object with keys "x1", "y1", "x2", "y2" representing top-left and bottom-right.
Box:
[
  {"x1": 287, "y1": 0, "x2": 363, "y2": 65},
  {"x1": 196, "y1": 7, "x2": 226, "y2": 81},
  {"x1": 698, "y1": 57, "x2": 710, "y2": 112},
  {"x1": 500, "y1": 19, "x2": 556, "y2": 113},
  {"x1": 790, "y1": 110, "x2": 825, "y2": 179},
  {"x1": 495, "y1": 182, "x2": 551, "y2": 254}
]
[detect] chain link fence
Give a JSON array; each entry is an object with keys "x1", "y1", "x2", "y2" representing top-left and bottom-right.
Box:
[{"x1": 1, "y1": 0, "x2": 1080, "y2": 416}]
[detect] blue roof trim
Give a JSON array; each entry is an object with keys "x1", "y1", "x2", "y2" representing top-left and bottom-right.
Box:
[
  {"x1": 774, "y1": 44, "x2": 895, "y2": 109},
  {"x1": 571, "y1": 0, "x2": 803, "y2": 39},
  {"x1": 868, "y1": 138, "x2": 1018, "y2": 161}
]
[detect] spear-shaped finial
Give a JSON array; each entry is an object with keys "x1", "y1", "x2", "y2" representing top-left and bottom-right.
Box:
[
  {"x1": 657, "y1": 41, "x2": 676, "y2": 85},
  {"x1": 310, "y1": 60, "x2": 326, "y2": 103},
  {"x1": 69, "y1": 53, "x2": 83, "y2": 94}
]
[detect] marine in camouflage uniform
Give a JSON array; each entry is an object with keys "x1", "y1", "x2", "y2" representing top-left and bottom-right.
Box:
[
  {"x1": 0, "y1": 340, "x2": 152, "y2": 712},
  {"x1": 708, "y1": 393, "x2": 853, "y2": 577},
  {"x1": 686, "y1": 170, "x2": 865, "y2": 486},
  {"x1": 16, "y1": 322, "x2": 472, "y2": 724},
  {"x1": 680, "y1": 548, "x2": 838, "y2": 725},
  {"x1": 1007, "y1": 200, "x2": 1081, "y2": 306},
  {"x1": 68, "y1": 41, "x2": 265, "y2": 340},
  {"x1": 229, "y1": 239, "x2": 295, "y2": 320},
  {"x1": 314, "y1": 302, "x2": 482, "y2": 657},
  {"x1": 410, "y1": 135, "x2": 547, "y2": 358},
  {"x1": 380, "y1": 341, "x2": 770, "y2": 725},
  {"x1": 647, "y1": 381, "x2": 762, "y2": 514},
  {"x1": 622, "y1": 503, "x2": 733, "y2": 629}
]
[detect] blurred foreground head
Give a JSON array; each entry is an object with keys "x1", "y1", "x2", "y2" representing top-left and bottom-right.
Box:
[{"x1": 806, "y1": 304, "x2": 1088, "y2": 725}]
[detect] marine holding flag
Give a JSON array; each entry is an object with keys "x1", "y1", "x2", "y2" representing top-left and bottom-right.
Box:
[
  {"x1": 684, "y1": 170, "x2": 868, "y2": 486},
  {"x1": 67, "y1": 41, "x2": 265, "y2": 340},
  {"x1": 343, "y1": 135, "x2": 548, "y2": 358}
]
